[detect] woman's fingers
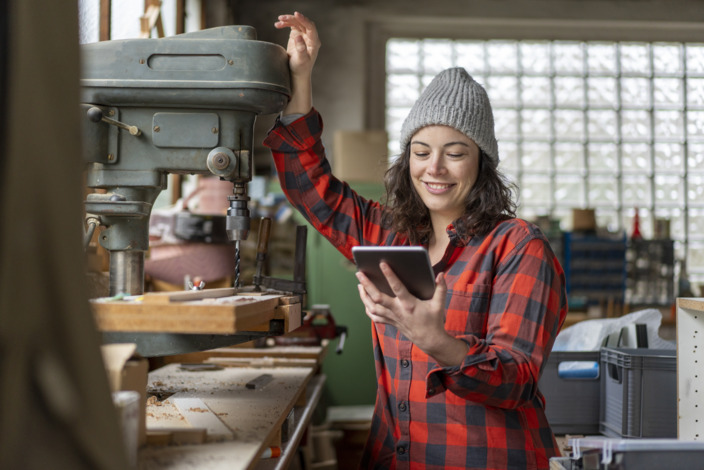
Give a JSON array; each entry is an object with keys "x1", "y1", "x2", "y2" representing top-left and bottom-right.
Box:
[
  {"x1": 379, "y1": 262, "x2": 410, "y2": 299},
  {"x1": 355, "y1": 271, "x2": 385, "y2": 303}
]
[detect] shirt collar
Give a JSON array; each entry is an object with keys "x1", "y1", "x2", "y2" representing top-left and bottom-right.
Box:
[{"x1": 446, "y1": 221, "x2": 471, "y2": 247}]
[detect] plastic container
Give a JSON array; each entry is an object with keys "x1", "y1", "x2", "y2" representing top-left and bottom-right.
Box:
[
  {"x1": 112, "y1": 390, "x2": 140, "y2": 467},
  {"x1": 599, "y1": 348, "x2": 676, "y2": 438},
  {"x1": 566, "y1": 437, "x2": 704, "y2": 470},
  {"x1": 539, "y1": 351, "x2": 601, "y2": 434}
]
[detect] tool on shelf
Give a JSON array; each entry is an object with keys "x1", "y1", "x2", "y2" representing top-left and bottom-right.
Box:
[{"x1": 274, "y1": 304, "x2": 348, "y2": 354}]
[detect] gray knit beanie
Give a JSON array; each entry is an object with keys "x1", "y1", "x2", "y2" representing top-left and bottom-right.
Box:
[{"x1": 399, "y1": 67, "x2": 499, "y2": 167}]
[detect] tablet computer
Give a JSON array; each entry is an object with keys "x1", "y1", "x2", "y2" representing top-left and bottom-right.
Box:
[{"x1": 352, "y1": 246, "x2": 435, "y2": 300}]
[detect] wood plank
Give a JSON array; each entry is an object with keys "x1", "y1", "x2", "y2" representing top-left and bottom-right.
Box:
[
  {"x1": 274, "y1": 302, "x2": 302, "y2": 332},
  {"x1": 99, "y1": 0, "x2": 111, "y2": 41},
  {"x1": 150, "y1": 345, "x2": 327, "y2": 369},
  {"x1": 90, "y1": 294, "x2": 285, "y2": 334},
  {"x1": 172, "y1": 397, "x2": 233, "y2": 442},
  {"x1": 205, "y1": 357, "x2": 318, "y2": 369},
  {"x1": 677, "y1": 297, "x2": 704, "y2": 312},
  {"x1": 224, "y1": 346, "x2": 327, "y2": 361},
  {"x1": 143, "y1": 287, "x2": 237, "y2": 304}
]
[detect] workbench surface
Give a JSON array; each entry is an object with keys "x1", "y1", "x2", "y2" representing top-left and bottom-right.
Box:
[{"x1": 139, "y1": 363, "x2": 322, "y2": 470}]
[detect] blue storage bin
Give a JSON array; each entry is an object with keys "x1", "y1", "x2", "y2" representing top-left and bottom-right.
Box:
[{"x1": 540, "y1": 351, "x2": 601, "y2": 435}]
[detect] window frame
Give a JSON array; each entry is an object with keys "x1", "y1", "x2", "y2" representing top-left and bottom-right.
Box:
[{"x1": 366, "y1": 16, "x2": 704, "y2": 282}]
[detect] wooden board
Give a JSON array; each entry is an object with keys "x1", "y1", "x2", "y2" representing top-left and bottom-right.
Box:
[
  {"x1": 90, "y1": 292, "x2": 299, "y2": 334},
  {"x1": 171, "y1": 397, "x2": 234, "y2": 441},
  {"x1": 677, "y1": 297, "x2": 704, "y2": 311},
  {"x1": 157, "y1": 345, "x2": 328, "y2": 367},
  {"x1": 142, "y1": 364, "x2": 315, "y2": 470},
  {"x1": 205, "y1": 357, "x2": 318, "y2": 368}
]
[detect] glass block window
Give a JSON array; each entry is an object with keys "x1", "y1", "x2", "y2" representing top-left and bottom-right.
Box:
[{"x1": 386, "y1": 39, "x2": 704, "y2": 281}]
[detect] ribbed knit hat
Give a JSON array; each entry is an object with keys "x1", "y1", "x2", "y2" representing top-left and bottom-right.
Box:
[{"x1": 399, "y1": 67, "x2": 499, "y2": 167}]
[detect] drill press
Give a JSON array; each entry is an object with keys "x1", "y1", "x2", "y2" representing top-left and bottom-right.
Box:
[{"x1": 81, "y1": 26, "x2": 290, "y2": 296}]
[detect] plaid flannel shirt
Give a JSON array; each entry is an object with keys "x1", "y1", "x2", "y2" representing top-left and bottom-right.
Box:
[{"x1": 263, "y1": 109, "x2": 568, "y2": 470}]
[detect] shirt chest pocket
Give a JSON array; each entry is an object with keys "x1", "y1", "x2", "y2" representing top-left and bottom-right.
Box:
[{"x1": 444, "y1": 283, "x2": 492, "y2": 337}]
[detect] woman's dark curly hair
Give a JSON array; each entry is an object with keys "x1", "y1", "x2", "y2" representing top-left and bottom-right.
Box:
[{"x1": 382, "y1": 147, "x2": 518, "y2": 245}]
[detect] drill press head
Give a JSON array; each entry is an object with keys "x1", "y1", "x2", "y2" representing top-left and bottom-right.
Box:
[{"x1": 80, "y1": 26, "x2": 290, "y2": 295}]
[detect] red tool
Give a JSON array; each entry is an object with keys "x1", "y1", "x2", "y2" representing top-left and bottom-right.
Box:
[{"x1": 275, "y1": 304, "x2": 348, "y2": 354}]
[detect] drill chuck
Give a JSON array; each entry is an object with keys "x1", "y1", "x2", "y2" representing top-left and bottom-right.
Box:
[{"x1": 226, "y1": 196, "x2": 250, "y2": 242}]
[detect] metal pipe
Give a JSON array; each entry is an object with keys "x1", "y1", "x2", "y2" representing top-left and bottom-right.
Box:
[{"x1": 109, "y1": 250, "x2": 145, "y2": 296}]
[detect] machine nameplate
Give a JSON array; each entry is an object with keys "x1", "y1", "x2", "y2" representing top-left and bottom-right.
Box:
[{"x1": 152, "y1": 112, "x2": 219, "y2": 148}]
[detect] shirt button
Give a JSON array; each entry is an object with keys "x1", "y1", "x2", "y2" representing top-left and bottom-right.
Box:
[
  {"x1": 428, "y1": 388, "x2": 435, "y2": 395},
  {"x1": 398, "y1": 402, "x2": 407, "y2": 412},
  {"x1": 397, "y1": 445, "x2": 406, "y2": 455},
  {"x1": 401, "y1": 359, "x2": 410, "y2": 368}
]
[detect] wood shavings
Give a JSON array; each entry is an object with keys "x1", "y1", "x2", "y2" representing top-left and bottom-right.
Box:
[
  {"x1": 147, "y1": 396, "x2": 164, "y2": 406},
  {"x1": 188, "y1": 407, "x2": 209, "y2": 413}
]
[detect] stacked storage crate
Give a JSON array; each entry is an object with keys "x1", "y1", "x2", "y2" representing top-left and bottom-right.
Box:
[
  {"x1": 541, "y1": 347, "x2": 677, "y2": 438},
  {"x1": 626, "y1": 239, "x2": 675, "y2": 307},
  {"x1": 563, "y1": 232, "x2": 627, "y2": 310},
  {"x1": 599, "y1": 347, "x2": 677, "y2": 438}
]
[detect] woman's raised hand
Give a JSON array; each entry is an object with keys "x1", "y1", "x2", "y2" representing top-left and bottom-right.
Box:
[
  {"x1": 274, "y1": 12, "x2": 319, "y2": 115},
  {"x1": 275, "y1": 12, "x2": 320, "y2": 78}
]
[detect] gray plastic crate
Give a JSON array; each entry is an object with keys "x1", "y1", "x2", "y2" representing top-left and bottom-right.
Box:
[
  {"x1": 599, "y1": 348, "x2": 676, "y2": 438},
  {"x1": 539, "y1": 351, "x2": 601, "y2": 434},
  {"x1": 554, "y1": 437, "x2": 704, "y2": 470}
]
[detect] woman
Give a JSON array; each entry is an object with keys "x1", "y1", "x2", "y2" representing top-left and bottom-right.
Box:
[{"x1": 265, "y1": 12, "x2": 568, "y2": 470}]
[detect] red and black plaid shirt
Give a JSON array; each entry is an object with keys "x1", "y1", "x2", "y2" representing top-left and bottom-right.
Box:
[{"x1": 264, "y1": 109, "x2": 568, "y2": 470}]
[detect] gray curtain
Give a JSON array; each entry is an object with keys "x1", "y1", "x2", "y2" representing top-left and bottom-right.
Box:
[{"x1": 0, "y1": 1, "x2": 130, "y2": 468}]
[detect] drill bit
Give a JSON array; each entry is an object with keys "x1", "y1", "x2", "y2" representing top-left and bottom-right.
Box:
[
  {"x1": 234, "y1": 240, "x2": 241, "y2": 288},
  {"x1": 226, "y1": 185, "x2": 250, "y2": 291}
]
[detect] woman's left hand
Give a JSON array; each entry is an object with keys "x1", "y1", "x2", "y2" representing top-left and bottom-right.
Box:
[{"x1": 356, "y1": 262, "x2": 467, "y2": 365}]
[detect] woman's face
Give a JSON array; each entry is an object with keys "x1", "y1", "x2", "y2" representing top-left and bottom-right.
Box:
[{"x1": 409, "y1": 125, "x2": 480, "y2": 225}]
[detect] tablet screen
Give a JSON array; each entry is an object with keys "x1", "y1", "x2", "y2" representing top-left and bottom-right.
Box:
[{"x1": 352, "y1": 246, "x2": 435, "y2": 300}]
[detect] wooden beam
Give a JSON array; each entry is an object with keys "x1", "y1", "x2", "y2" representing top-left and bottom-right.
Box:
[
  {"x1": 169, "y1": 174, "x2": 183, "y2": 205},
  {"x1": 140, "y1": 0, "x2": 164, "y2": 38},
  {"x1": 99, "y1": 0, "x2": 111, "y2": 41},
  {"x1": 176, "y1": 0, "x2": 185, "y2": 35}
]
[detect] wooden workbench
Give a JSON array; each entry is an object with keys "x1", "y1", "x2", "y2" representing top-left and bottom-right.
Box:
[{"x1": 139, "y1": 363, "x2": 325, "y2": 470}]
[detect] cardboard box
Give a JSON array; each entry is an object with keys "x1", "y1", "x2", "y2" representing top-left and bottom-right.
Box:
[
  {"x1": 101, "y1": 343, "x2": 149, "y2": 447},
  {"x1": 572, "y1": 208, "x2": 596, "y2": 232},
  {"x1": 333, "y1": 130, "x2": 388, "y2": 184}
]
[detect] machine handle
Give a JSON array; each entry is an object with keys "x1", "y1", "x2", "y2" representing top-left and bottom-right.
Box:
[
  {"x1": 336, "y1": 330, "x2": 347, "y2": 355},
  {"x1": 87, "y1": 106, "x2": 141, "y2": 136},
  {"x1": 252, "y1": 217, "x2": 272, "y2": 290},
  {"x1": 257, "y1": 217, "x2": 272, "y2": 255}
]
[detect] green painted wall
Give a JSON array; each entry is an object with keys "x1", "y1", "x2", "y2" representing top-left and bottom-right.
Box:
[
  {"x1": 302, "y1": 182, "x2": 386, "y2": 406},
  {"x1": 286, "y1": 182, "x2": 385, "y2": 407}
]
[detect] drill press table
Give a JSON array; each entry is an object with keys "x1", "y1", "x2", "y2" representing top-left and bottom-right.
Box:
[{"x1": 90, "y1": 289, "x2": 302, "y2": 356}]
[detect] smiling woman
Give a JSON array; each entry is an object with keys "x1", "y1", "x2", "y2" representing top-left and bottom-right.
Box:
[{"x1": 264, "y1": 12, "x2": 568, "y2": 469}]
